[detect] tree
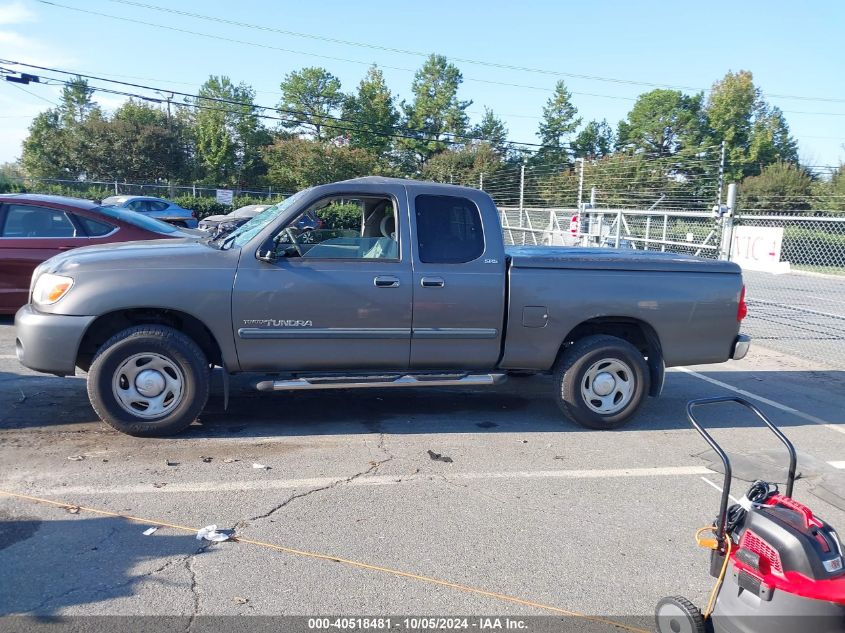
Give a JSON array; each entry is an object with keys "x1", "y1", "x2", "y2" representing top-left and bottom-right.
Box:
[
  {"x1": 472, "y1": 107, "x2": 509, "y2": 157},
  {"x1": 535, "y1": 80, "x2": 581, "y2": 164},
  {"x1": 263, "y1": 137, "x2": 375, "y2": 191},
  {"x1": 421, "y1": 143, "x2": 503, "y2": 185},
  {"x1": 278, "y1": 67, "x2": 345, "y2": 141},
  {"x1": 813, "y1": 165, "x2": 845, "y2": 212},
  {"x1": 572, "y1": 119, "x2": 614, "y2": 159},
  {"x1": 21, "y1": 109, "x2": 69, "y2": 178},
  {"x1": 59, "y1": 76, "x2": 99, "y2": 126},
  {"x1": 740, "y1": 161, "x2": 814, "y2": 211},
  {"x1": 748, "y1": 105, "x2": 799, "y2": 173},
  {"x1": 194, "y1": 76, "x2": 269, "y2": 185},
  {"x1": 341, "y1": 65, "x2": 399, "y2": 156},
  {"x1": 399, "y1": 54, "x2": 472, "y2": 167},
  {"x1": 615, "y1": 90, "x2": 705, "y2": 158}
]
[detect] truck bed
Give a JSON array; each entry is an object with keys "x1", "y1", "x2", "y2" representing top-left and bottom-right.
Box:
[{"x1": 506, "y1": 246, "x2": 740, "y2": 273}]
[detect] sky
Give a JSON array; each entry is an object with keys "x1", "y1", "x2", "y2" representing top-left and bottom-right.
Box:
[{"x1": 1, "y1": 0, "x2": 844, "y2": 173}]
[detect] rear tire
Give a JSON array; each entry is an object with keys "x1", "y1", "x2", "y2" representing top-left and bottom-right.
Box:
[
  {"x1": 553, "y1": 335, "x2": 649, "y2": 430},
  {"x1": 87, "y1": 325, "x2": 210, "y2": 437},
  {"x1": 655, "y1": 595, "x2": 706, "y2": 633}
]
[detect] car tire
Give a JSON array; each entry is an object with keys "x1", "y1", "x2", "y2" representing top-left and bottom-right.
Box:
[
  {"x1": 553, "y1": 335, "x2": 649, "y2": 430},
  {"x1": 87, "y1": 325, "x2": 210, "y2": 437}
]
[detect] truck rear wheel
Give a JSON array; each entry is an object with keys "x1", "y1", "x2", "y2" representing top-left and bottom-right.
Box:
[
  {"x1": 87, "y1": 325, "x2": 210, "y2": 437},
  {"x1": 554, "y1": 335, "x2": 649, "y2": 430}
]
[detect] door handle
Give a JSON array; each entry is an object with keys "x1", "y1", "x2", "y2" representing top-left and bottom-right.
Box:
[
  {"x1": 420, "y1": 277, "x2": 445, "y2": 288},
  {"x1": 374, "y1": 276, "x2": 400, "y2": 288}
]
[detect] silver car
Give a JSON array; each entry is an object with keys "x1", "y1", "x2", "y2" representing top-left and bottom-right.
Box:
[
  {"x1": 101, "y1": 195, "x2": 198, "y2": 229},
  {"x1": 198, "y1": 204, "x2": 271, "y2": 234}
]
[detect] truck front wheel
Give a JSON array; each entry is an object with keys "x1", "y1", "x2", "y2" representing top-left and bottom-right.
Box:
[
  {"x1": 554, "y1": 335, "x2": 649, "y2": 430},
  {"x1": 87, "y1": 325, "x2": 210, "y2": 436}
]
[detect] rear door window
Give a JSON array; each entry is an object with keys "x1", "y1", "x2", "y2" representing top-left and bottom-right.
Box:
[
  {"x1": 77, "y1": 215, "x2": 115, "y2": 237},
  {"x1": 415, "y1": 195, "x2": 484, "y2": 264},
  {"x1": 0, "y1": 205, "x2": 77, "y2": 238},
  {"x1": 149, "y1": 200, "x2": 170, "y2": 212}
]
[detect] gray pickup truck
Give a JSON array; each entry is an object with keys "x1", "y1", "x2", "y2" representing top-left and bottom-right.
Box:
[{"x1": 15, "y1": 177, "x2": 750, "y2": 436}]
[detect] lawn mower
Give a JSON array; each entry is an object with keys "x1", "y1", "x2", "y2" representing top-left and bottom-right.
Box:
[{"x1": 655, "y1": 396, "x2": 845, "y2": 633}]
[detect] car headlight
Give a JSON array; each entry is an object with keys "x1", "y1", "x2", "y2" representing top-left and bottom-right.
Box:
[{"x1": 32, "y1": 273, "x2": 74, "y2": 306}]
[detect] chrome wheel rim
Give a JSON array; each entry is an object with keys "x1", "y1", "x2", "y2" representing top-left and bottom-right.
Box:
[
  {"x1": 578, "y1": 357, "x2": 634, "y2": 415},
  {"x1": 112, "y1": 352, "x2": 184, "y2": 419}
]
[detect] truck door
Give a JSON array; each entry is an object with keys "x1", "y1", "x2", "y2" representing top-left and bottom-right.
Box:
[
  {"x1": 232, "y1": 189, "x2": 412, "y2": 372},
  {"x1": 409, "y1": 189, "x2": 507, "y2": 369}
]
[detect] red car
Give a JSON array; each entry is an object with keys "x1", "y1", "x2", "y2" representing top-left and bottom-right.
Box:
[{"x1": 0, "y1": 194, "x2": 196, "y2": 314}]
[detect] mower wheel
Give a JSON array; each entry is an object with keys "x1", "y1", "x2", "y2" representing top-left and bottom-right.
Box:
[{"x1": 655, "y1": 595, "x2": 706, "y2": 633}]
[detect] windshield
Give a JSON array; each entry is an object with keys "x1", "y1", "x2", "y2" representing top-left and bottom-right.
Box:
[
  {"x1": 219, "y1": 190, "x2": 307, "y2": 249},
  {"x1": 95, "y1": 205, "x2": 179, "y2": 234}
]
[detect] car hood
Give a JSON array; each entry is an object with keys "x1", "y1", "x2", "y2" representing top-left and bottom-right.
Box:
[{"x1": 39, "y1": 238, "x2": 233, "y2": 275}]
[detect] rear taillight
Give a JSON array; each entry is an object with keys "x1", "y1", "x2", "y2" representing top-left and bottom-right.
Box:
[{"x1": 737, "y1": 285, "x2": 748, "y2": 321}]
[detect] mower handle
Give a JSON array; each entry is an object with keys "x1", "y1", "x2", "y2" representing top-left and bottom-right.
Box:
[{"x1": 686, "y1": 396, "x2": 797, "y2": 542}]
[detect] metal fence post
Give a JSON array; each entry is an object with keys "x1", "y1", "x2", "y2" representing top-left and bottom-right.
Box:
[
  {"x1": 114, "y1": 180, "x2": 118, "y2": 195},
  {"x1": 716, "y1": 140, "x2": 726, "y2": 209},
  {"x1": 644, "y1": 216, "x2": 651, "y2": 250},
  {"x1": 661, "y1": 214, "x2": 668, "y2": 252},
  {"x1": 479, "y1": 172, "x2": 483, "y2": 190},
  {"x1": 192, "y1": 183, "x2": 196, "y2": 197},
  {"x1": 615, "y1": 210, "x2": 622, "y2": 248},
  {"x1": 577, "y1": 158, "x2": 584, "y2": 210},
  {"x1": 719, "y1": 183, "x2": 737, "y2": 260},
  {"x1": 518, "y1": 164, "x2": 525, "y2": 242}
]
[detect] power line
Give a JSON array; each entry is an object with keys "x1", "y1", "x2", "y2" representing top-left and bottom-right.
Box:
[
  {"x1": 98, "y1": 0, "x2": 845, "y2": 106},
  {"x1": 0, "y1": 63, "x2": 556, "y2": 149},
  {"x1": 6, "y1": 81, "x2": 60, "y2": 107}
]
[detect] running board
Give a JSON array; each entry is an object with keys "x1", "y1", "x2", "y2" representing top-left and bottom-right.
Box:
[{"x1": 255, "y1": 372, "x2": 507, "y2": 392}]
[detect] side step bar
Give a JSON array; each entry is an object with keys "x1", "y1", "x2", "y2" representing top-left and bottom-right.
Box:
[{"x1": 255, "y1": 373, "x2": 507, "y2": 392}]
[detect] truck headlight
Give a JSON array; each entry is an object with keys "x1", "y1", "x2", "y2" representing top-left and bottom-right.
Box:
[{"x1": 32, "y1": 274, "x2": 74, "y2": 306}]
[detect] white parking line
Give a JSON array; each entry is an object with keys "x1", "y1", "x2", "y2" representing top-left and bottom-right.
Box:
[
  {"x1": 699, "y1": 476, "x2": 740, "y2": 504},
  {"x1": 0, "y1": 354, "x2": 17, "y2": 359},
  {"x1": 677, "y1": 367, "x2": 845, "y2": 436},
  {"x1": 3, "y1": 465, "x2": 713, "y2": 496},
  {"x1": 830, "y1": 461, "x2": 845, "y2": 469}
]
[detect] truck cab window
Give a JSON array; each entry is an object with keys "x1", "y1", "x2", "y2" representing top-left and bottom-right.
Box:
[
  {"x1": 276, "y1": 196, "x2": 399, "y2": 260},
  {"x1": 415, "y1": 195, "x2": 484, "y2": 264}
]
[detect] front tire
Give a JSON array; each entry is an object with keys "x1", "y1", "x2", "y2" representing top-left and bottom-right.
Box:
[
  {"x1": 655, "y1": 596, "x2": 706, "y2": 633},
  {"x1": 554, "y1": 335, "x2": 649, "y2": 430},
  {"x1": 87, "y1": 325, "x2": 210, "y2": 437}
]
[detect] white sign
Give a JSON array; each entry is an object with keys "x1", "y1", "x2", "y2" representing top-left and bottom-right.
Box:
[
  {"x1": 216, "y1": 189, "x2": 234, "y2": 206},
  {"x1": 731, "y1": 225, "x2": 791, "y2": 274}
]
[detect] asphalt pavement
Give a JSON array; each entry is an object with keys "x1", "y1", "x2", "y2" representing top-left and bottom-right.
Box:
[{"x1": 1, "y1": 315, "x2": 844, "y2": 631}]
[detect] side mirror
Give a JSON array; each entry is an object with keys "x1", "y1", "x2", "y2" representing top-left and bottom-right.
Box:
[{"x1": 256, "y1": 240, "x2": 277, "y2": 263}]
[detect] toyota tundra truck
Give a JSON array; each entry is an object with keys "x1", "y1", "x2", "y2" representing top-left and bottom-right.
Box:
[{"x1": 14, "y1": 177, "x2": 750, "y2": 436}]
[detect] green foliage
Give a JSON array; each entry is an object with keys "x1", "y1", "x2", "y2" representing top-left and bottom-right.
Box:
[
  {"x1": 739, "y1": 162, "x2": 814, "y2": 211},
  {"x1": 421, "y1": 143, "x2": 503, "y2": 185},
  {"x1": 319, "y1": 202, "x2": 362, "y2": 230},
  {"x1": 194, "y1": 76, "x2": 270, "y2": 186},
  {"x1": 341, "y1": 65, "x2": 399, "y2": 156},
  {"x1": 279, "y1": 67, "x2": 345, "y2": 141},
  {"x1": 616, "y1": 90, "x2": 705, "y2": 158},
  {"x1": 781, "y1": 225, "x2": 845, "y2": 267},
  {"x1": 812, "y1": 165, "x2": 845, "y2": 212},
  {"x1": 534, "y1": 80, "x2": 581, "y2": 165},
  {"x1": 263, "y1": 137, "x2": 375, "y2": 191},
  {"x1": 706, "y1": 70, "x2": 799, "y2": 179},
  {"x1": 472, "y1": 108, "x2": 509, "y2": 157},
  {"x1": 399, "y1": 54, "x2": 471, "y2": 167},
  {"x1": 572, "y1": 119, "x2": 614, "y2": 159}
]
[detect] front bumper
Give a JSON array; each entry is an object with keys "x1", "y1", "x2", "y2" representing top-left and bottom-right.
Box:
[
  {"x1": 731, "y1": 333, "x2": 751, "y2": 360},
  {"x1": 14, "y1": 304, "x2": 96, "y2": 376}
]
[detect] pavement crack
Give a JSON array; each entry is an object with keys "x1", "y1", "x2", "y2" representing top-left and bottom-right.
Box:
[
  {"x1": 239, "y1": 446, "x2": 394, "y2": 526},
  {"x1": 185, "y1": 555, "x2": 200, "y2": 632}
]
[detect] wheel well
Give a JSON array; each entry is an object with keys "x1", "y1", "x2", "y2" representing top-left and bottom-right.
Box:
[
  {"x1": 559, "y1": 317, "x2": 664, "y2": 397},
  {"x1": 76, "y1": 308, "x2": 222, "y2": 372}
]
